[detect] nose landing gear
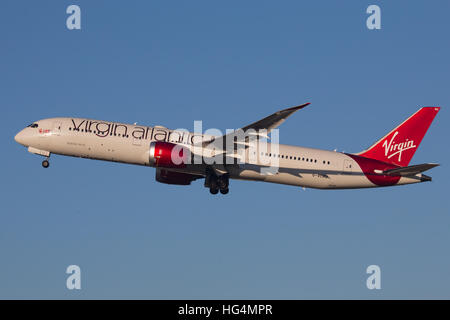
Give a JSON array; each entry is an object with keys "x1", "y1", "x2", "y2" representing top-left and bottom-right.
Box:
[
  {"x1": 42, "y1": 160, "x2": 49, "y2": 168},
  {"x1": 42, "y1": 157, "x2": 50, "y2": 168}
]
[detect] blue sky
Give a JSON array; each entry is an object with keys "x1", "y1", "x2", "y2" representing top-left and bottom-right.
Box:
[{"x1": 1, "y1": 1, "x2": 449, "y2": 299}]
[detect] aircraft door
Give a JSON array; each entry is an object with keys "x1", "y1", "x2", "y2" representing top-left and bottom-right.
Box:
[
  {"x1": 52, "y1": 121, "x2": 62, "y2": 136},
  {"x1": 343, "y1": 159, "x2": 353, "y2": 172}
]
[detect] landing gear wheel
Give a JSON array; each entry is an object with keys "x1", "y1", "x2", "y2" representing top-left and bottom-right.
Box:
[
  {"x1": 205, "y1": 169, "x2": 229, "y2": 195},
  {"x1": 208, "y1": 179, "x2": 219, "y2": 194},
  {"x1": 42, "y1": 160, "x2": 50, "y2": 168},
  {"x1": 217, "y1": 175, "x2": 229, "y2": 190}
]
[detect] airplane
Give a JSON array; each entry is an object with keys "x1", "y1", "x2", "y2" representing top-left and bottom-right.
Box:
[{"x1": 14, "y1": 104, "x2": 440, "y2": 195}]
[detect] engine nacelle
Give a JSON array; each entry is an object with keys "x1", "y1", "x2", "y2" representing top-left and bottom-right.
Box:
[
  {"x1": 156, "y1": 168, "x2": 199, "y2": 185},
  {"x1": 149, "y1": 141, "x2": 189, "y2": 168}
]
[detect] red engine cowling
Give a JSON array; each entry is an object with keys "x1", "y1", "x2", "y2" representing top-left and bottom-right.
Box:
[
  {"x1": 149, "y1": 141, "x2": 189, "y2": 168},
  {"x1": 156, "y1": 168, "x2": 199, "y2": 185}
]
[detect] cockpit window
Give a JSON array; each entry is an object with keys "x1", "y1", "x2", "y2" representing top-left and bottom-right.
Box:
[{"x1": 27, "y1": 123, "x2": 38, "y2": 128}]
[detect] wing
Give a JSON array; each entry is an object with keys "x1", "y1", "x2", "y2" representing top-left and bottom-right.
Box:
[
  {"x1": 241, "y1": 102, "x2": 311, "y2": 133},
  {"x1": 200, "y1": 102, "x2": 310, "y2": 148}
]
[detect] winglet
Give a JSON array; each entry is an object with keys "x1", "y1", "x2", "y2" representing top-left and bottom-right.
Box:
[{"x1": 282, "y1": 103, "x2": 311, "y2": 113}]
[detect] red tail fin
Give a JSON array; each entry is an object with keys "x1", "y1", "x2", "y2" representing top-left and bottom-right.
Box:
[{"x1": 357, "y1": 107, "x2": 440, "y2": 167}]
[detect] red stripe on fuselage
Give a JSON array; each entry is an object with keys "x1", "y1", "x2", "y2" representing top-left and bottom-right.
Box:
[{"x1": 346, "y1": 154, "x2": 401, "y2": 186}]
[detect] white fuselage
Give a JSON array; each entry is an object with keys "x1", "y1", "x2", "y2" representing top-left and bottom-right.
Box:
[{"x1": 14, "y1": 117, "x2": 425, "y2": 189}]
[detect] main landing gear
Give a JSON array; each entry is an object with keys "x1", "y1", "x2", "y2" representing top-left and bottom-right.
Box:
[{"x1": 205, "y1": 170, "x2": 229, "y2": 195}]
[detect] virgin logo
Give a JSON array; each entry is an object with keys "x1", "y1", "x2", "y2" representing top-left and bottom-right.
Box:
[{"x1": 382, "y1": 131, "x2": 416, "y2": 162}]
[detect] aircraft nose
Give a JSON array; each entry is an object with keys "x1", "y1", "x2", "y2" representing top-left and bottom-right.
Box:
[{"x1": 14, "y1": 129, "x2": 27, "y2": 146}]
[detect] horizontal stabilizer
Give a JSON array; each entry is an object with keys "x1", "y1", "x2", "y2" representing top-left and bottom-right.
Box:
[{"x1": 382, "y1": 163, "x2": 439, "y2": 176}]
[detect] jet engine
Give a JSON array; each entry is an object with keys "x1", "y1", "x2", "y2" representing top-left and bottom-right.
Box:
[{"x1": 149, "y1": 141, "x2": 190, "y2": 168}]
